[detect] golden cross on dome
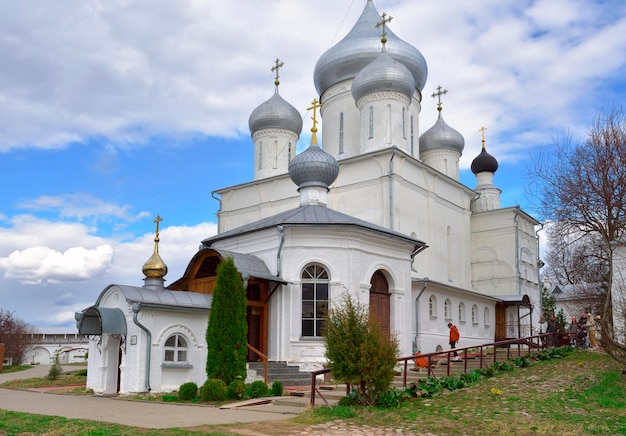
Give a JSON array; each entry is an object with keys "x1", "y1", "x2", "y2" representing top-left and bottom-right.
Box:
[
  {"x1": 307, "y1": 98, "x2": 322, "y2": 145},
  {"x1": 431, "y1": 85, "x2": 448, "y2": 112},
  {"x1": 479, "y1": 126, "x2": 488, "y2": 149},
  {"x1": 271, "y1": 58, "x2": 284, "y2": 88},
  {"x1": 153, "y1": 215, "x2": 163, "y2": 240},
  {"x1": 376, "y1": 12, "x2": 393, "y2": 45}
]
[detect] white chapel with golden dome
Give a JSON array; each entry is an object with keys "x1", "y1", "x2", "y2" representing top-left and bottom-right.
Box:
[{"x1": 77, "y1": 0, "x2": 541, "y2": 395}]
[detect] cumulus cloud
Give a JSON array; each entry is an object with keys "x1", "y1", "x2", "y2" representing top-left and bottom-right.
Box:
[{"x1": 0, "y1": 245, "x2": 114, "y2": 284}]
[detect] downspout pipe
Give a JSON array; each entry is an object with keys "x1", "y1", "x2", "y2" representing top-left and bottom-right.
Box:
[
  {"x1": 132, "y1": 303, "x2": 151, "y2": 392},
  {"x1": 211, "y1": 191, "x2": 222, "y2": 233},
  {"x1": 513, "y1": 206, "x2": 521, "y2": 295},
  {"x1": 388, "y1": 148, "x2": 397, "y2": 231},
  {"x1": 535, "y1": 222, "x2": 545, "y2": 316},
  {"x1": 276, "y1": 225, "x2": 285, "y2": 277},
  {"x1": 414, "y1": 277, "x2": 429, "y2": 341}
]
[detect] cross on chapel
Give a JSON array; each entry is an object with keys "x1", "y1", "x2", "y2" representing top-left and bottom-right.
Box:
[
  {"x1": 271, "y1": 58, "x2": 284, "y2": 88},
  {"x1": 153, "y1": 215, "x2": 162, "y2": 241},
  {"x1": 479, "y1": 126, "x2": 488, "y2": 149},
  {"x1": 307, "y1": 98, "x2": 322, "y2": 144},
  {"x1": 431, "y1": 85, "x2": 448, "y2": 112},
  {"x1": 376, "y1": 12, "x2": 393, "y2": 45}
]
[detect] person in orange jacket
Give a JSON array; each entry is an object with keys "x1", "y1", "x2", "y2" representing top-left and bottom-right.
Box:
[{"x1": 448, "y1": 322, "x2": 461, "y2": 361}]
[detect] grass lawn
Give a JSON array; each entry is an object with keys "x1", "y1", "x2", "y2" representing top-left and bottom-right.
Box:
[{"x1": 1, "y1": 349, "x2": 625, "y2": 435}]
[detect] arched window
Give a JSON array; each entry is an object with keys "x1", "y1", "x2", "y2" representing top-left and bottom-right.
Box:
[
  {"x1": 368, "y1": 106, "x2": 374, "y2": 138},
  {"x1": 484, "y1": 307, "x2": 490, "y2": 326},
  {"x1": 258, "y1": 142, "x2": 263, "y2": 169},
  {"x1": 429, "y1": 295, "x2": 437, "y2": 317},
  {"x1": 472, "y1": 304, "x2": 479, "y2": 324},
  {"x1": 339, "y1": 112, "x2": 344, "y2": 154},
  {"x1": 444, "y1": 299, "x2": 452, "y2": 319},
  {"x1": 458, "y1": 302, "x2": 466, "y2": 323},
  {"x1": 301, "y1": 264, "x2": 329, "y2": 338},
  {"x1": 164, "y1": 334, "x2": 188, "y2": 363}
]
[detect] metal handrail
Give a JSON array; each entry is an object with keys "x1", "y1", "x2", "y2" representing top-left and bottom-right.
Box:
[
  {"x1": 246, "y1": 343, "x2": 268, "y2": 384},
  {"x1": 309, "y1": 332, "x2": 554, "y2": 406}
]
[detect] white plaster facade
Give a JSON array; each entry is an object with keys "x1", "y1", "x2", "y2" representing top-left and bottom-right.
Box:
[{"x1": 77, "y1": 0, "x2": 542, "y2": 393}]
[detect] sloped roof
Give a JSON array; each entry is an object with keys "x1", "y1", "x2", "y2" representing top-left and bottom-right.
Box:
[
  {"x1": 202, "y1": 204, "x2": 426, "y2": 248},
  {"x1": 95, "y1": 284, "x2": 212, "y2": 310}
]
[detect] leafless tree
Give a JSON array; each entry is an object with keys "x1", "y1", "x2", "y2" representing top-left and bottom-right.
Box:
[
  {"x1": 527, "y1": 106, "x2": 626, "y2": 365},
  {"x1": 0, "y1": 309, "x2": 35, "y2": 365}
]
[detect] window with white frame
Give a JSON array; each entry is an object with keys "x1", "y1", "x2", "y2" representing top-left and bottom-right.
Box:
[
  {"x1": 472, "y1": 304, "x2": 479, "y2": 324},
  {"x1": 429, "y1": 295, "x2": 437, "y2": 317},
  {"x1": 164, "y1": 334, "x2": 188, "y2": 363},
  {"x1": 484, "y1": 307, "x2": 490, "y2": 326},
  {"x1": 444, "y1": 299, "x2": 452, "y2": 319},
  {"x1": 301, "y1": 264, "x2": 329, "y2": 338},
  {"x1": 458, "y1": 302, "x2": 466, "y2": 322}
]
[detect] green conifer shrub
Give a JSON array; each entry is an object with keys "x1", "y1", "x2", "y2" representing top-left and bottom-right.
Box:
[
  {"x1": 227, "y1": 379, "x2": 246, "y2": 400},
  {"x1": 248, "y1": 380, "x2": 268, "y2": 398},
  {"x1": 324, "y1": 294, "x2": 399, "y2": 406},
  {"x1": 178, "y1": 382, "x2": 198, "y2": 401},
  {"x1": 200, "y1": 378, "x2": 226, "y2": 402},
  {"x1": 270, "y1": 380, "x2": 283, "y2": 396},
  {"x1": 47, "y1": 349, "x2": 63, "y2": 380},
  {"x1": 205, "y1": 257, "x2": 248, "y2": 385}
]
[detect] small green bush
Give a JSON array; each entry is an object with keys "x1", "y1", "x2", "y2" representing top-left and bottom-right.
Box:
[
  {"x1": 161, "y1": 395, "x2": 178, "y2": 402},
  {"x1": 178, "y1": 382, "x2": 198, "y2": 401},
  {"x1": 227, "y1": 379, "x2": 246, "y2": 400},
  {"x1": 270, "y1": 381, "x2": 283, "y2": 396},
  {"x1": 248, "y1": 380, "x2": 268, "y2": 398},
  {"x1": 200, "y1": 378, "x2": 226, "y2": 402},
  {"x1": 376, "y1": 388, "x2": 406, "y2": 408},
  {"x1": 75, "y1": 369, "x2": 88, "y2": 377},
  {"x1": 47, "y1": 350, "x2": 63, "y2": 381}
]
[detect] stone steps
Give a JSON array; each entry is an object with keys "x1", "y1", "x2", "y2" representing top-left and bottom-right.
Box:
[{"x1": 248, "y1": 361, "x2": 311, "y2": 387}]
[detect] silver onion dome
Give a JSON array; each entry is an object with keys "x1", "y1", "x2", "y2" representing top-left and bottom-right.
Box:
[
  {"x1": 352, "y1": 51, "x2": 415, "y2": 103},
  {"x1": 248, "y1": 91, "x2": 303, "y2": 135},
  {"x1": 288, "y1": 144, "x2": 339, "y2": 189},
  {"x1": 419, "y1": 113, "x2": 465, "y2": 155},
  {"x1": 471, "y1": 147, "x2": 499, "y2": 174},
  {"x1": 313, "y1": 0, "x2": 427, "y2": 97}
]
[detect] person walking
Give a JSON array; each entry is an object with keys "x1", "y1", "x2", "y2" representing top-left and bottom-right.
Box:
[
  {"x1": 547, "y1": 313, "x2": 558, "y2": 346},
  {"x1": 587, "y1": 312, "x2": 597, "y2": 349},
  {"x1": 448, "y1": 322, "x2": 460, "y2": 361}
]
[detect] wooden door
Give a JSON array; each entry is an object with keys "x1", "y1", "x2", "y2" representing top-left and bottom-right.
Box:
[{"x1": 369, "y1": 271, "x2": 391, "y2": 338}]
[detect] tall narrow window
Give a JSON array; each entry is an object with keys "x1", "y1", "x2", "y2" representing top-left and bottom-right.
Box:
[
  {"x1": 429, "y1": 295, "x2": 437, "y2": 317},
  {"x1": 258, "y1": 143, "x2": 263, "y2": 170},
  {"x1": 402, "y1": 107, "x2": 406, "y2": 139},
  {"x1": 444, "y1": 299, "x2": 452, "y2": 319},
  {"x1": 472, "y1": 304, "x2": 479, "y2": 324},
  {"x1": 410, "y1": 115, "x2": 415, "y2": 155},
  {"x1": 288, "y1": 142, "x2": 293, "y2": 161},
  {"x1": 339, "y1": 112, "x2": 344, "y2": 154},
  {"x1": 484, "y1": 307, "x2": 490, "y2": 326},
  {"x1": 368, "y1": 106, "x2": 374, "y2": 139},
  {"x1": 301, "y1": 264, "x2": 329, "y2": 338},
  {"x1": 164, "y1": 334, "x2": 188, "y2": 363},
  {"x1": 458, "y1": 302, "x2": 466, "y2": 322}
]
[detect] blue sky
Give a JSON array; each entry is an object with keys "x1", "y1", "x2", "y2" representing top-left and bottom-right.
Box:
[{"x1": 1, "y1": 0, "x2": 625, "y2": 329}]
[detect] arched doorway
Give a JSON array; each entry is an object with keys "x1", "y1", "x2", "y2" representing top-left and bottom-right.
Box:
[{"x1": 369, "y1": 270, "x2": 390, "y2": 338}]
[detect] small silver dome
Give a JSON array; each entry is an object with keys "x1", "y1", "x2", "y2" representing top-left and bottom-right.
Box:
[
  {"x1": 288, "y1": 144, "x2": 339, "y2": 189},
  {"x1": 419, "y1": 113, "x2": 465, "y2": 154},
  {"x1": 248, "y1": 91, "x2": 303, "y2": 135},
  {"x1": 352, "y1": 51, "x2": 415, "y2": 103},
  {"x1": 313, "y1": 0, "x2": 427, "y2": 97},
  {"x1": 471, "y1": 147, "x2": 499, "y2": 174}
]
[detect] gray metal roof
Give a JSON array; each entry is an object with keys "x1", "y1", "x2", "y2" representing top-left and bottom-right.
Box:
[
  {"x1": 203, "y1": 204, "x2": 426, "y2": 247},
  {"x1": 95, "y1": 284, "x2": 212, "y2": 310},
  {"x1": 288, "y1": 144, "x2": 339, "y2": 189},
  {"x1": 352, "y1": 51, "x2": 415, "y2": 103},
  {"x1": 211, "y1": 248, "x2": 285, "y2": 283},
  {"x1": 419, "y1": 112, "x2": 465, "y2": 155},
  {"x1": 248, "y1": 91, "x2": 303, "y2": 135},
  {"x1": 313, "y1": 0, "x2": 427, "y2": 96}
]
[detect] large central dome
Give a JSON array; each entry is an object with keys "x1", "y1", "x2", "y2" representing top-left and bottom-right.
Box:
[{"x1": 313, "y1": 0, "x2": 427, "y2": 97}]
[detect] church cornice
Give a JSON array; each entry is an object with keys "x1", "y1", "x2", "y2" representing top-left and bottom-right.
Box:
[
  {"x1": 355, "y1": 91, "x2": 411, "y2": 108},
  {"x1": 252, "y1": 129, "x2": 299, "y2": 140}
]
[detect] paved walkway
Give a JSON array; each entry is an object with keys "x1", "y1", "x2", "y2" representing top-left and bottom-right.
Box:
[{"x1": 0, "y1": 365, "x2": 301, "y2": 429}]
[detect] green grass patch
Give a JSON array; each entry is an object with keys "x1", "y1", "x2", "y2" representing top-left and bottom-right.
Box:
[{"x1": 0, "y1": 365, "x2": 33, "y2": 374}]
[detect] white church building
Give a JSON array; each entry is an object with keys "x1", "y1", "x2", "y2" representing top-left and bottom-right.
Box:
[{"x1": 76, "y1": 0, "x2": 541, "y2": 395}]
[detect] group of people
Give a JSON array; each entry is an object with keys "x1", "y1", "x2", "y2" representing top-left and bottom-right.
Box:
[{"x1": 537, "y1": 311, "x2": 598, "y2": 349}]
